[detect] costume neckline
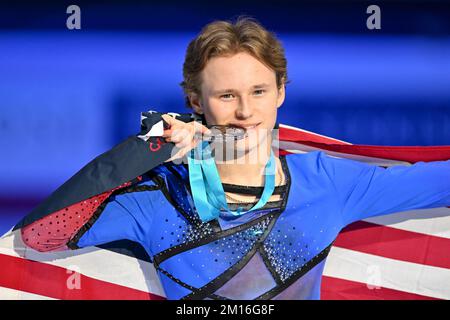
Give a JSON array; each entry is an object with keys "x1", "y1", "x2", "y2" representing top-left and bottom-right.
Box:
[{"x1": 177, "y1": 155, "x2": 290, "y2": 209}]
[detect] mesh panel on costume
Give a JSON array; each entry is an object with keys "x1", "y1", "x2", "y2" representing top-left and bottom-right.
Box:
[
  {"x1": 271, "y1": 260, "x2": 326, "y2": 300},
  {"x1": 213, "y1": 251, "x2": 277, "y2": 299}
]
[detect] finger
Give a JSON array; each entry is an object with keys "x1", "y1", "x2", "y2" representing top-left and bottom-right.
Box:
[
  {"x1": 175, "y1": 134, "x2": 193, "y2": 148},
  {"x1": 171, "y1": 132, "x2": 188, "y2": 144},
  {"x1": 202, "y1": 125, "x2": 212, "y2": 135},
  {"x1": 161, "y1": 114, "x2": 177, "y2": 126},
  {"x1": 190, "y1": 138, "x2": 201, "y2": 150},
  {"x1": 164, "y1": 149, "x2": 181, "y2": 163},
  {"x1": 175, "y1": 142, "x2": 187, "y2": 149},
  {"x1": 193, "y1": 121, "x2": 211, "y2": 135},
  {"x1": 175, "y1": 129, "x2": 193, "y2": 145},
  {"x1": 172, "y1": 127, "x2": 191, "y2": 141},
  {"x1": 162, "y1": 129, "x2": 172, "y2": 137},
  {"x1": 165, "y1": 134, "x2": 184, "y2": 144},
  {"x1": 164, "y1": 126, "x2": 186, "y2": 139},
  {"x1": 167, "y1": 145, "x2": 192, "y2": 164}
]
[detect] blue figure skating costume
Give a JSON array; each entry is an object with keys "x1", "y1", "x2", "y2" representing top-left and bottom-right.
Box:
[
  {"x1": 15, "y1": 111, "x2": 450, "y2": 300},
  {"x1": 73, "y1": 149, "x2": 450, "y2": 299}
]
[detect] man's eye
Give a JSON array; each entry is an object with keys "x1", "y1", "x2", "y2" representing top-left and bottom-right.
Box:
[
  {"x1": 254, "y1": 89, "x2": 265, "y2": 95},
  {"x1": 220, "y1": 94, "x2": 234, "y2": 100}
]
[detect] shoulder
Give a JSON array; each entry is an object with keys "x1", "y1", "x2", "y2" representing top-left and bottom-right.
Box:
[
  {"x1": 284, "y1": 150, "x2": 330, "y2": 161},
  {"x1": 282, "y1": 151, "x2": 329, "y2": 186},
  {"x1": 284, "y1": 150, "x2": 372, "y2": 178},
  {"x1": 284, "y1": 150, "x2": 329, "y2": 171}
]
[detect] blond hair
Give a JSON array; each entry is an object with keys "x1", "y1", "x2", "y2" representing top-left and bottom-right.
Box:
[{"x1": 180, "y1": 16, "x2": 289, "y2": 107}]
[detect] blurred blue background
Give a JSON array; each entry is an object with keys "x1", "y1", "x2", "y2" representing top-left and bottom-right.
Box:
[{"x1": 0, "y1": 0, "x2": 449, "y2": 235}]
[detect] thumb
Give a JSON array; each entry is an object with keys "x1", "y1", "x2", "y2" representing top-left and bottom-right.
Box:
[{"x1": 161, "y1": 114, "x2": 177, "y2": 128}]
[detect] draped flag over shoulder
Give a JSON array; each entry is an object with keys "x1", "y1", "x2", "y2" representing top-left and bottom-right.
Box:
[{"x1": 1, "y1": 112, "x2": 449, "y2": 300}]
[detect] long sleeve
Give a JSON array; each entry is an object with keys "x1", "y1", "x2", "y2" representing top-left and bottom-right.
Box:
[
  {"x1": 318, "y1": 151, "x2": 450, "y2": 227},
  {"x1": 73, "y1": 186, "x2": 158, "y2": 250},
  {"x1": 20, "y1": 177, "x2": 161, "y2": 252}
]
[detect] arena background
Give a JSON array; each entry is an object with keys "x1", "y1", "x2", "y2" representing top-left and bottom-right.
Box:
[{"x1": 0, "y1": 0, "x2": 449, "y2": 235}]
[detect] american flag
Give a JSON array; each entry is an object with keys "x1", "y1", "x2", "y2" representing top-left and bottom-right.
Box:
[{"x1": 1, "y1": 122, "x2": 449, "y2": 300}]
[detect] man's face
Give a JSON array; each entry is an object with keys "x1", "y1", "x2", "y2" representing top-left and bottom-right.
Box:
[{"x1": 191, "y1": 52, "x2": 285, "y2": 157}]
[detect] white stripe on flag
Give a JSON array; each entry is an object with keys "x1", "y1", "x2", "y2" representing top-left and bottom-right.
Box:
[
  {"x1": 0, "y1": 230, "x2": 166, "y2": 298},
  {"x1": 0, "y1": 286, "x2": 56, "y2": 300},
  {"x1": 323, "y1": 246, "x2": 450, "y2": 300},
  {"x1": 278, "y1": 124, "x2": 352, "y2": 145},
  {"x1": 279, "y1": 141, "x2": 412, "y2": 166},
  {"x1": 363, "y1": 207, "x2": 450, "y2": 239}
]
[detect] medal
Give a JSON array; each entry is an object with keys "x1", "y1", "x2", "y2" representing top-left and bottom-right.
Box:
[{"x1": 188, "y1": 140, "x2": 276, "y2": 223}]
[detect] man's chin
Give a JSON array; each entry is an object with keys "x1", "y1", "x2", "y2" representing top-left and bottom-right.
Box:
[
  {"x1": 210, "y1": 132, "x2": 272, "y2": 163},
  {"x1": 235, "y1": 138, "x2": 272, "y2": 161}
]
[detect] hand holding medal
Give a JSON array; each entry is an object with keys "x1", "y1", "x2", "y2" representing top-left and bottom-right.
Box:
[{"x1": 162, "y1": 114, "x2": 247, "y2": 163}]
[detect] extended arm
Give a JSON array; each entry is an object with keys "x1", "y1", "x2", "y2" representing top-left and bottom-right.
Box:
[{"x1": 319, "y1": 151, "x2": 450, "y2": 227}]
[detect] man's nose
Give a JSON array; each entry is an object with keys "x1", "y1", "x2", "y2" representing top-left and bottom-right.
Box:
[{"x1": 235, "y1": 97, "x2": 253, "y2": 119}]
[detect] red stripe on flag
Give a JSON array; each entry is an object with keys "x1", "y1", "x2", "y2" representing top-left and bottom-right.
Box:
[
  {"x1": 334, "y1": 221, "x2": 450, "y2": 269},
  {"x1": 280, "y1": 141, "x2": 450, "y2": 162},
  {"x1": 321, "y1": 276, "x2": 439, "y2": 300},
  {"x1": 279, "y1": 127, "x2": 450, "y2": 162},
  {"x1": 0, "y1": 253, "x2": 166, "y2": 300}
]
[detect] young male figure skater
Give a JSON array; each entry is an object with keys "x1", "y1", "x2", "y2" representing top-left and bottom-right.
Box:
[{"x1": 14, "y1": 17, "x2": 450, "y2": 300}]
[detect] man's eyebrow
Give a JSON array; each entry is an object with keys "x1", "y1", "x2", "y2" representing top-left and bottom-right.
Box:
[
  {"x1": 212, "y1": 88, "x2": 235, "y2": 95},
  {"x1": 212, "y1": 83, "x2": 270, "y2": 95},
  {"x1": 251, "y1": 83, "x2": 270, "y2": 89}
]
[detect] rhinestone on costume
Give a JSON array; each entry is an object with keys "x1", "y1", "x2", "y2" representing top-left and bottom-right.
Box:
[
  {"x1": 183, "y1": 222, "x2": 215, "y2": 243},
  {"x1": 184, "y1": 215, "x2": 273, "y2": 271},
  {"x1": 263, "y1": 222, "x2": 315, "y2": 282}
]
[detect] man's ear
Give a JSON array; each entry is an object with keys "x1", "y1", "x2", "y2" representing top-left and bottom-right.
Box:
[
  {"x1": 189, "y1": 93, "x2": 204, "y2": 114},
  {"x1": 276, "y1": 84, "x2": 286, "y2": 109}
]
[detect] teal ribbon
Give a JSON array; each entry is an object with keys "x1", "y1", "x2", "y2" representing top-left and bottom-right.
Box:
[{"x1": 187, "y1": 141, "x2": 276, "y2": 223}]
